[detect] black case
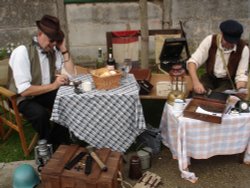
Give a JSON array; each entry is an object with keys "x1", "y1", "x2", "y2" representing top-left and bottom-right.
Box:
[{"x1": 137, "y1": 80, "x2": 153, "y2": 95}]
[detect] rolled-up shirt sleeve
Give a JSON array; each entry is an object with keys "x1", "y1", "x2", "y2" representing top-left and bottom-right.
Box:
[
  {"x1": 235, "y1": 46, "x2": 249, "y2": 83},
  {"x1": 9, "y1": 45, "x2": 32, "y2": 94},
  {"x1": 187, "y1": 35, "x2": 213, "y2": 69}
]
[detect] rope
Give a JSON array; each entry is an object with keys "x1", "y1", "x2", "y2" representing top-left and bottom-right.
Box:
[
  {"x1": 216, "y1": 34, "x2": 236, "y2": 91},
  {"x1": 117, "y1": 171, "x2": 133, "y2": 188}
]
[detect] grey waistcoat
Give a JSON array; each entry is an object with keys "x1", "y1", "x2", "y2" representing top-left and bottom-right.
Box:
[{"x1": 8, "y1": 42, "x2": 56, "y2": 104}]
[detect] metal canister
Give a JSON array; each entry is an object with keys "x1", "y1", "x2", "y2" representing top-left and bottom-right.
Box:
[
  {"x1": 137, "y1": 148, "x2": 152, "y2": 170},
  {"x1": 129, "y1": 155, "x2": 142, "y2": 180}
]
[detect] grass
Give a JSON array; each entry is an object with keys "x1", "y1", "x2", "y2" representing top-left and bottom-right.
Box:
[{"x1": 0, "y1": 123, "x2": 35, "y2": 162}]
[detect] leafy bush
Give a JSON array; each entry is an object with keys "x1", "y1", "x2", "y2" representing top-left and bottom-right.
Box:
[
  {"x1": 0, "y1": 43, "x2": 16, "y2": 60},
  {"x1": 0, "y1": 48, "x2": 8, "y2": 60}
]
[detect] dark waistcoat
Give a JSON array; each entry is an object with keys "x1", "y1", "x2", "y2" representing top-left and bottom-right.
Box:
[{"x1": 206, "y1": 34, "x2": 246, "y2": 79}]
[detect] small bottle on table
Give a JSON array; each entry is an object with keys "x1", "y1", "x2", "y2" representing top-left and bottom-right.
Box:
[
  {"x1": 106, "y1": 47, "x2": 116, "y2": 70},
  {"x1": 96, "y1": 47, "x2": 104, "y2": 68}
]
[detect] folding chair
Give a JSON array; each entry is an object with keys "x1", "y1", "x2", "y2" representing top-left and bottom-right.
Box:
[{"x1": 0, "y1": 86, "x2": 38, "y2": 156}]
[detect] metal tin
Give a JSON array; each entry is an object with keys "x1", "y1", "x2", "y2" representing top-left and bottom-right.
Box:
[{"x1": 137, "y1": 149, "x2": 151, "y2": 170}]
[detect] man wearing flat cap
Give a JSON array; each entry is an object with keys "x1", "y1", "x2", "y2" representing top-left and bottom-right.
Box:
[
  {"x1": 8, "y1": 15, "x2": 75, "y2": 144},
  {"x1": 187, "y1": 19, "x2": 249, "y2": 94}
]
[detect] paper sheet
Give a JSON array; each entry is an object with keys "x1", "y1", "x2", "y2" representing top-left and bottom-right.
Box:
[
  {"x1": 196, "y1": 106, "x2": 222, "y2": 117},
  {"x1": 224, "y1": 88, "x2": 247, "y2": 95}
]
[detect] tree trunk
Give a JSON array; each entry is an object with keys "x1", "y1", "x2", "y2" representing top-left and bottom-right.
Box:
[{"x1": 139, "y1": 0, "x2": 149, "y2": 68}]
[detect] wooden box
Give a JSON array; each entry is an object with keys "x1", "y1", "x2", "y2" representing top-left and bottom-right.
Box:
[
  {"x1": 183, "y1": 98, "x2": 227, "y2": 124},
  {"x1": 41, "y1": 145, "x2": 122, "y2": 188},
  {"x1": 129, "y1": 68, "x2": 151, "y2": 81}
]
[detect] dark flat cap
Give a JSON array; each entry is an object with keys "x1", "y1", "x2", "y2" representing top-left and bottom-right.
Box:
[
  {"x1": 220, "y1": 19, "x2": 243, "y2": 44},
  {"x1": 36, "y1": 15, "x2": 64, "y2": 42}
]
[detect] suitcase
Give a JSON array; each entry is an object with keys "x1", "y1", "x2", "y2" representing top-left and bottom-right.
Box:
[{"x1": 41, "y1": 145, "x2": 123, "y2": 188}]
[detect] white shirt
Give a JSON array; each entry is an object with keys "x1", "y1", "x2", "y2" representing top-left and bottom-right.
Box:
[
  {"x1": 9, "y1": 38, "x2": 63, "y2": 94},
  {"x1": 187, "y1": 34, "x2": 249, "y2": 82}
]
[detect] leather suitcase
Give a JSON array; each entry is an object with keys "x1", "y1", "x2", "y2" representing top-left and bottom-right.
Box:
[{"x1": 41, "y1": 145, "x2": 122, "y2": 188}]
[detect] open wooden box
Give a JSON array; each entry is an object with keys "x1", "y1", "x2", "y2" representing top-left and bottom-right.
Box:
[{"x1": 183, "y1": 98, "x2": 227, "y2": 124}]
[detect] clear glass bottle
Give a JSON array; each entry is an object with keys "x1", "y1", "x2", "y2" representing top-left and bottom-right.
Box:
[
  {"x1": 106, "y1": 47, "x2": 116, "y2": 70},
  {"x1": 96, "y1": 48, "x2": 104, "y2": 68}
]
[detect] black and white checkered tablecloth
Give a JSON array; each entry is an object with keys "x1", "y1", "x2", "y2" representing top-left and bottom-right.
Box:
[{"x1": 51, "y1": 74, "x2": 146, "y2": 152}]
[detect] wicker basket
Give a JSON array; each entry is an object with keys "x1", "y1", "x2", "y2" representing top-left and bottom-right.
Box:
[{"x1": 91, "y1": 68, "x2": 122, "y2": 90}]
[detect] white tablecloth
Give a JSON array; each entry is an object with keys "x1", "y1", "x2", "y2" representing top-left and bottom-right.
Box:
[
  {"x1": 51, "y1": 74, "x2": 146, "y2": 152},
  {"x1": 160, "y1": 101, "x2": 250, "y2": 182}
]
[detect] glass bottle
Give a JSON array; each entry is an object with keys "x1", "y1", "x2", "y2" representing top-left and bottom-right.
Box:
[
  {"x1": 96, "y1": 48, "x2": 104, "y2": 68},
  {"x1": 106, "y1": 47, "x2": 116, "y2": 70}
]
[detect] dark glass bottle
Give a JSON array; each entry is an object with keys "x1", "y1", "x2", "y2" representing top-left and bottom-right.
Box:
[{"x1": 106, "y1": 47, "x2": 116, "y2": 70}]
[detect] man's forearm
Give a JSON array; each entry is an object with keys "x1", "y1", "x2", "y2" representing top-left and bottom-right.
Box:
[
  {"x1": 20, "y1": 84, "x2": 57, "y2": 97},
  {"x1": 59, "y1": 40, "x2": 75, "y2": 76},
  {"x1": 187, "y1": 62, "x2": 200, "y2": 84}
]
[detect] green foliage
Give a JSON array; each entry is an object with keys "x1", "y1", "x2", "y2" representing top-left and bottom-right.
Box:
[
  {"x1": 197, "y1": 66, "x2": 206, "y2": 77},
  {"x1": 0, "y1": 43, "x2": 16, "y2": 60},
  {"x1": 0, "y1": 48, "x2": 8, "y2": 60}
]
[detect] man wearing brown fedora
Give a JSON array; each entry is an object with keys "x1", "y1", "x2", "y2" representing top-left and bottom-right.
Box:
[
  {"x1": 187, "y1": 19, "x2": 249, "y2": 94},
  {"x1": 8, "y1": 15, "x2": 75, "y2": 145}
]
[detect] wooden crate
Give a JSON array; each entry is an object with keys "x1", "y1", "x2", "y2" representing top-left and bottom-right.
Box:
[{"x1": 41, "y1": 145, "x2": 122, "y2": 188}]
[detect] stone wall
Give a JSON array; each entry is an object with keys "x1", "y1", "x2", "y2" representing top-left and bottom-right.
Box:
[
  {"x1": 0, "y1": 0, "x2": 65, "y2": 48},
  {"x1": 169, "y1": 0, "x2": 250, "y2": 52},
  {"x1": 0, "y1": 0, "x2": 250, "y2": 67},
  {"x1": 65, "y1": 2, "x2": 163, "y2": 65}
]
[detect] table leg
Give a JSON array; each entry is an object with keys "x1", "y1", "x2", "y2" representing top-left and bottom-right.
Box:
[{"x1": 243, "y1": 150, "x2": 250, "y2": 164}]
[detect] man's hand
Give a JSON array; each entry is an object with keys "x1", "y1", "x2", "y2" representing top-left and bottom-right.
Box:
[
  {"x1": 57, "y1": 38, "x2": 67, "y2": 53},
  {"x1": 54, "y1": 74, "x2": 69, "y2": 88},
  {"x1": 236, "y1": 81, "x2": 247, "y2": 90},
  {"x1": 193, "y1": 80, "x2": 206, "y2": 94}
]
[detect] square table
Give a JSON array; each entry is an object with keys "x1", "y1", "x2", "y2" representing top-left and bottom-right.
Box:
[
  {"x1": 51, "y1": 74, "x2": 146, "y2": 152},
  {"x1": 159, "y1": 101, "x2": 250, "y2": 182}
]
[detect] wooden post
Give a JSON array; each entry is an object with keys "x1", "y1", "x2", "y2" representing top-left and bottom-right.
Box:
[{"x1": 139, "y1": 0, "x2": 149, "y2": 68}]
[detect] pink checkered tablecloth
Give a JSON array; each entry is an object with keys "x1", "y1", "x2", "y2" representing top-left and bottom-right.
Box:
[{"x1": 160, "y1": 101, "x2": 250, "y2": 182}]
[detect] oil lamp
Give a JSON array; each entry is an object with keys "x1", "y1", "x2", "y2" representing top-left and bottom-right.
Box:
[{"x1": 167, "y1": 64, "x2": 186, "y2": 105}]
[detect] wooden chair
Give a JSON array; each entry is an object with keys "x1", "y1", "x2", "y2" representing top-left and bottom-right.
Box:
[
  {"x1": 106, "y1": 30, "x2": 140, "y2": 66},
  {"x1": 0, "y1": 86, "x2": 38, "y2": 156}
]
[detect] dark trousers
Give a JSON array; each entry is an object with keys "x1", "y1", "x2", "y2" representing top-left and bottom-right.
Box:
[
  {"x1": 18, "y1": 90, "x2": 70, "y2": 144},
  {"x1": 200, "y1": 73, "x2": 234, "y2": 92}
]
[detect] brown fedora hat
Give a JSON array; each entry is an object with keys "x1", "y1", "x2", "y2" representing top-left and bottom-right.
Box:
[{"x1": 36, "y1": 15, "x2": 64, "y2": 42}]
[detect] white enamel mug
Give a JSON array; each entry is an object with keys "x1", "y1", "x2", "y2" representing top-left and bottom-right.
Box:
[{"x1": 82, "y1": 81, "x2": 92, "y2": 92}]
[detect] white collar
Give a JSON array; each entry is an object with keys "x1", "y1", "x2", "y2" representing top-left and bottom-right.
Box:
[{"x1": 218, "y1": 39, "x2": 237, "y2": 54}]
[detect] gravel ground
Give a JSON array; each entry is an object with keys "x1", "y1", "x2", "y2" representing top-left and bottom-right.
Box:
[{"x1": 1, "y1": 146, "x2": 249, "y2": 188}]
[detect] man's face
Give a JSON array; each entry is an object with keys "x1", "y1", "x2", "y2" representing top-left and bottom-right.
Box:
[
  {"x1": 38, "y1": 31, "x2": 57, "y2": 51},
  {"x1": 221, "y1": 36, "x2": 235, "y2": 50}
]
